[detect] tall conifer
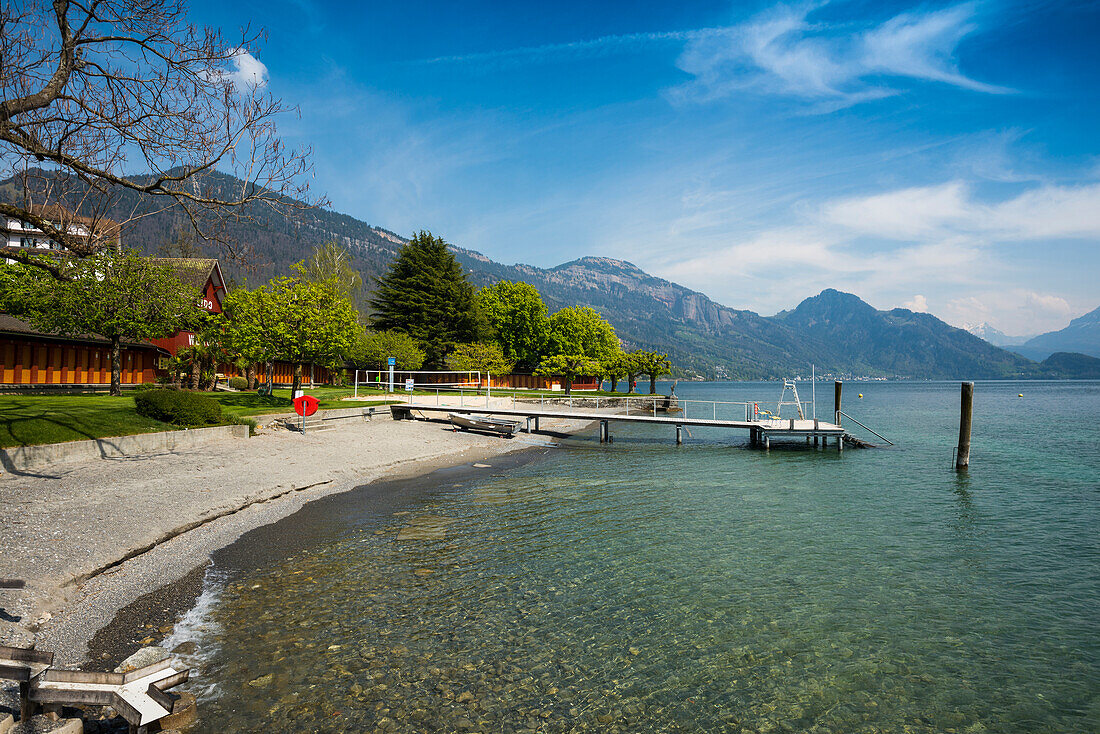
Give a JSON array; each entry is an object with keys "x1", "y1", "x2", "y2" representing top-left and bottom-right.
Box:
[{"x1": 369, "y1": 231, "x2": 479, "y2": 367}]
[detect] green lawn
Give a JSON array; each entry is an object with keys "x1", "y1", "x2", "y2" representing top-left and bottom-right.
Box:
[
  {"x1": 208, "y1": 388, "x2": 395, "y2": 419},
  {"x1": 0, "y1": 394, "x2": 174, "y2": 449}
]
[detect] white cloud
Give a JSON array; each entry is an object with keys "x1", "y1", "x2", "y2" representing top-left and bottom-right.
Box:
[
  {"x1": 821, "y1": 180, "x2": 1100, "y2": 242},
  {"x1": 903, "y1": 294, "x2": 930, "y2": 312},
  {"x1": 822, "y1": 181, "x2": 971, "y2": 239},
  {"x1": 943, "y1": 290, "x2": 1074, "y2": 334},
  {"x1": 645, "y1": 173, "x2": 1100, "y2": 324},
  {"x1": 227, "y1": 49, "x2": 269, "y2": 91},
  {"x1": 673, "y1": 3, "x2": 1009, "y2": 107}
]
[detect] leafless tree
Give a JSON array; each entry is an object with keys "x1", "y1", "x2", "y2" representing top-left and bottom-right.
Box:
[{"x1": 0, "y1": 0, "x2": 323, "y2": 277}]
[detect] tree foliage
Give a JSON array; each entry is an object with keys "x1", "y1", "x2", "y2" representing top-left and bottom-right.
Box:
[
  {"x1": 369, "y1": 231, "x2": 480, "y2": 367},
  {"x1": 535, "y1": 354, "x2": 601, "y2": 395},
  {"x1": 300, "y1": 241, "x2": 363, "y2": 303},
  {"x1": 547, "y1": 306, "x2": 619, "y2": 363},
  {"x1": 2, "y1": 251, "x2": 199, "y2": 394},
  {"x1": 629, "y1": 350, "x2": 672, "y2": 395},
  {"x1": 476, "y1": 281, "x2": 549, "y2": 371},
  {"x1": 598, "y1": 351, "x2": 629, "y2": 392},
  {"x1": 0, "y1": 0, "x2": 319, "y2": 275},
  {"x1": 447, "y1": 342, "x2": 514, "y2": 376},
  {"x1": 224, "y1": 274, "x2": 359, "y2": 394},
  {"x1": 350, "y1": 330, "x2": 426, "y2": 371}
]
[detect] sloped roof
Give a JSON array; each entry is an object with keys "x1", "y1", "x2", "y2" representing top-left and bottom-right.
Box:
[
  {"x1": 0, "y1": 313, "x2": 164, "y2": 350},
  {"x1": 147, "y1": 257, "x2": 221, "y2": 290},
  {"x1": 1, "y1": 204, "x2": 121, "y2": 240}
]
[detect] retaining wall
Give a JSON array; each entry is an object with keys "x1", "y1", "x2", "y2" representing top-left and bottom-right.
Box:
[{"x1": 0, "y1": 423, "x2": 249, "y2": 475}]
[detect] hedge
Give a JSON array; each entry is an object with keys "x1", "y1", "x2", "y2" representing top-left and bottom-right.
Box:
[{"x1": 134, "y1": 390, "x2": 224, "y2": 427}]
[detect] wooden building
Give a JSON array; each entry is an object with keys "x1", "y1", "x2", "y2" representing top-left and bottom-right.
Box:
[
  {"x1": 147, "y1": 258, "x2": 226, "y2": 356},
  {"x1": 0, "y1": 314, "x2": 163, "y2": 388}
]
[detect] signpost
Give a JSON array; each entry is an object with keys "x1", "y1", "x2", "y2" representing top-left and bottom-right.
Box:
[
  {"x1": 405, "y1": 378, "x2": 414, "y2": 392},
  {"x1": 388, "y1": 357, "x2": 395, "y2": 393}
]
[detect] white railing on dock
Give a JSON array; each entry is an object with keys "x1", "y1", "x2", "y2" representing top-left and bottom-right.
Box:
[{"x1": 404, "y1": 387, "x2": 813, "y2": 423}]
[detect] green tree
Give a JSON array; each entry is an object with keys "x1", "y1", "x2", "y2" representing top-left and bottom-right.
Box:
[
  {"x1": 351, "y1": 330, "x2": 426, "y2": 371},
  {"x1": 599, "y1": 351, "x2": 629, "y2": 392},
  {"x1": 535, "y1": 354, "x2": 601, "y2": 396},
  {"x1": 2, "y1": 252, "x2": 200, "y2": 395},
  {"x1": 547, "y1": 306, "x2": 619, "y2": 363},
  {"x1": 222, "y1": 285, "x2": 285, "y2": 392},
  {"x1": 630, "y1": 350, "x2": 673, "y2": 395},
  {"x1": 224, "y1": 275, "x2": 360, "y2": 395},
  {"x1": 447, "y1": 343, "x2": 515, "y2": 377},
  {"x1": 623, "y1": 352, "x2": 642, "y2": 393},
  {"x1": 476, "y1": 281, "x2": 549, "y2": 370},
  {"x1": 369, "y1": 231, "x2": 480, "y2": 367},
  {"x1": 300, "y1": 241, "x2": 364, "y2": 303}
]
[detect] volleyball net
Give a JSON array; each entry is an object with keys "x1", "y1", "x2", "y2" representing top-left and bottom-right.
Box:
[{"x1": 352, "y1": 369, "x2": 483, "y2": 395}]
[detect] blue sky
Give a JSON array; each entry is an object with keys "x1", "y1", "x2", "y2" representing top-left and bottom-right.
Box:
[{"x1": 194, "y1": 0, "x2": 1100, "y2": 335}]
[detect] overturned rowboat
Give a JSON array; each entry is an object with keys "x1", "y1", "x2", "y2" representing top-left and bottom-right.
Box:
[{"x1": 448, "y1": 413, "x2": 520, "y2": 438}]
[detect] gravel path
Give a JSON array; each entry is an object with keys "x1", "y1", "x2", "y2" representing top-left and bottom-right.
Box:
[{"x1": 0, "y1": 407, "x2": 582, "y2": 665}]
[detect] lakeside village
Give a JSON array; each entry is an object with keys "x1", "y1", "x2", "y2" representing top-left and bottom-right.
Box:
[{"x1": 1, "y1": 211, "x2": 681, "y2": 446}]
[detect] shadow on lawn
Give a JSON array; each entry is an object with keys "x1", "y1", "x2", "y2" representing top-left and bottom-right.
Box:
[{"x1": 0, "y1": 404, "x2": 106, "y2": 477}]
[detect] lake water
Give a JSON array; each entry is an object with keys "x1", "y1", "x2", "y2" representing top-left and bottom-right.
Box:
[{"x1": 170, "y1": 381, "x2": 1099, "y2": 733}]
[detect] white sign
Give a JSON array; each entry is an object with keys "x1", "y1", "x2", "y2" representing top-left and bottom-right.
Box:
[
  {"x1": 551, "y1": 383, "x2": 562, "y2": 392},
  {"x1": 405, "y1": 378, "x2": 414, "y2": 392}
]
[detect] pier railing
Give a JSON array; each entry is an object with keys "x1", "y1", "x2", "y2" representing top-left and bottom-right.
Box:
[{"x1": 415, "y1": 387, "x2": 813, "y2": 422}]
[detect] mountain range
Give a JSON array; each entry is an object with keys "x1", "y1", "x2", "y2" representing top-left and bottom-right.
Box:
[
  {"x1": 3, "y1": 170, "x2": 1098, "y2": 379},
  {"x1": 1006, "y1": 307, "x2": 1100, "y2": 361},
  {"x1": 964, "y1": 322, "x2": 1031, "y2": 347}
]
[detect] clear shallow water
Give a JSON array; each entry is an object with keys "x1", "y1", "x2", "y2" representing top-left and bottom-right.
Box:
[{"x1": 181, "y1": 381, "x2": 1099, "y2": 733}]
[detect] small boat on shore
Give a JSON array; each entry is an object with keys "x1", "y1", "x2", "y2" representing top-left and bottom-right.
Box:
[{"x1": 448, "y1": 413, "x2": 521, "y2": 438}]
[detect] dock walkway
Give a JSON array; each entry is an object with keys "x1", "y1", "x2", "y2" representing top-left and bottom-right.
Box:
[{"x1": 392, "y1": 399, "x2": 847, "y2": 448}]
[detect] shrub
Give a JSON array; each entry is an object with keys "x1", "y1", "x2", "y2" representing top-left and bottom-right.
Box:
[
  {"x1": 134, "y1": 389, "x2": 223, "y2": 427},
  {"x1": 229, "y1": 414, "x2": 259, "y2": 436},
  {"x1": 228, "y1": 376, "x2": 248, "y2": 390}
]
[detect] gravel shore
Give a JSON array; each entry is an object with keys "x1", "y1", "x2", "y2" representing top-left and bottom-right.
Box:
[{"x1": 0, "y1": 405, "x2": 583, "y2": 668}]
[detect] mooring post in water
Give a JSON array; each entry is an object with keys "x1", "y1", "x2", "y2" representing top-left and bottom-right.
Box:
[
  {"x1": 676, "y1": 425, "x2": 683, "y2": 445},
  {"x1": 956, "y1": 381, "x2": 974, "y2": 471},
  {"x1": 834, "y1": 381, "x2": 842, "y2": 425},
  {"x1": 600, "y1": 420, "x2": 609, "y2": 443}
]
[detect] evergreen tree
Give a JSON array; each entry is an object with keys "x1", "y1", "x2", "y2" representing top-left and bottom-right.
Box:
[{"x1": 369, "y1": 231, "x2": 480, "y2": 367}]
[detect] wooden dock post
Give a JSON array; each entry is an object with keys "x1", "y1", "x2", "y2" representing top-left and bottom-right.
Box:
[
  {"x1": 676, "y1": 425, "x2": 683, "y2": 445},
  {"x1": 834, "y1": 381, "x2": 842, "y2": 424},
  {"x1": 599, "y1": 420, "x2": 609, "y2": 443},
  {"x1": 956, "y1": 381, "x2": 974, "y2": 471},
  {"x1": 764, "y1": 433, "x2": 770, "y2": 450}
]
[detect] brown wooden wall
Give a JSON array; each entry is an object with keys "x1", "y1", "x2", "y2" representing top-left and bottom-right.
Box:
[
  {"x1": 1, "y1": 336, "x2": 158, "y2": 386},
  {"x1": 219, "y1": 360, "x2": 337, "y2": 386}
]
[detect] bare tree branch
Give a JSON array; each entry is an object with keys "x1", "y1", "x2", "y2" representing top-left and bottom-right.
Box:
[{"x1": 0, "y1": 0, "x2": 325, "y2": 275}]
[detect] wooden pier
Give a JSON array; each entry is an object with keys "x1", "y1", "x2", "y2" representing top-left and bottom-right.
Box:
[{"x1": 391, "y1": 402, "x2": 849, "y2": 449}]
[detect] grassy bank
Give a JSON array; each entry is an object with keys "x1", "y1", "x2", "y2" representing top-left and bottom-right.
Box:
[
  {"x1": 0, "y1": 394, "x2": 174, "y2": 448},
  {"x1": 0, "y1": 388, "x2": 398, "y2": 448}
]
